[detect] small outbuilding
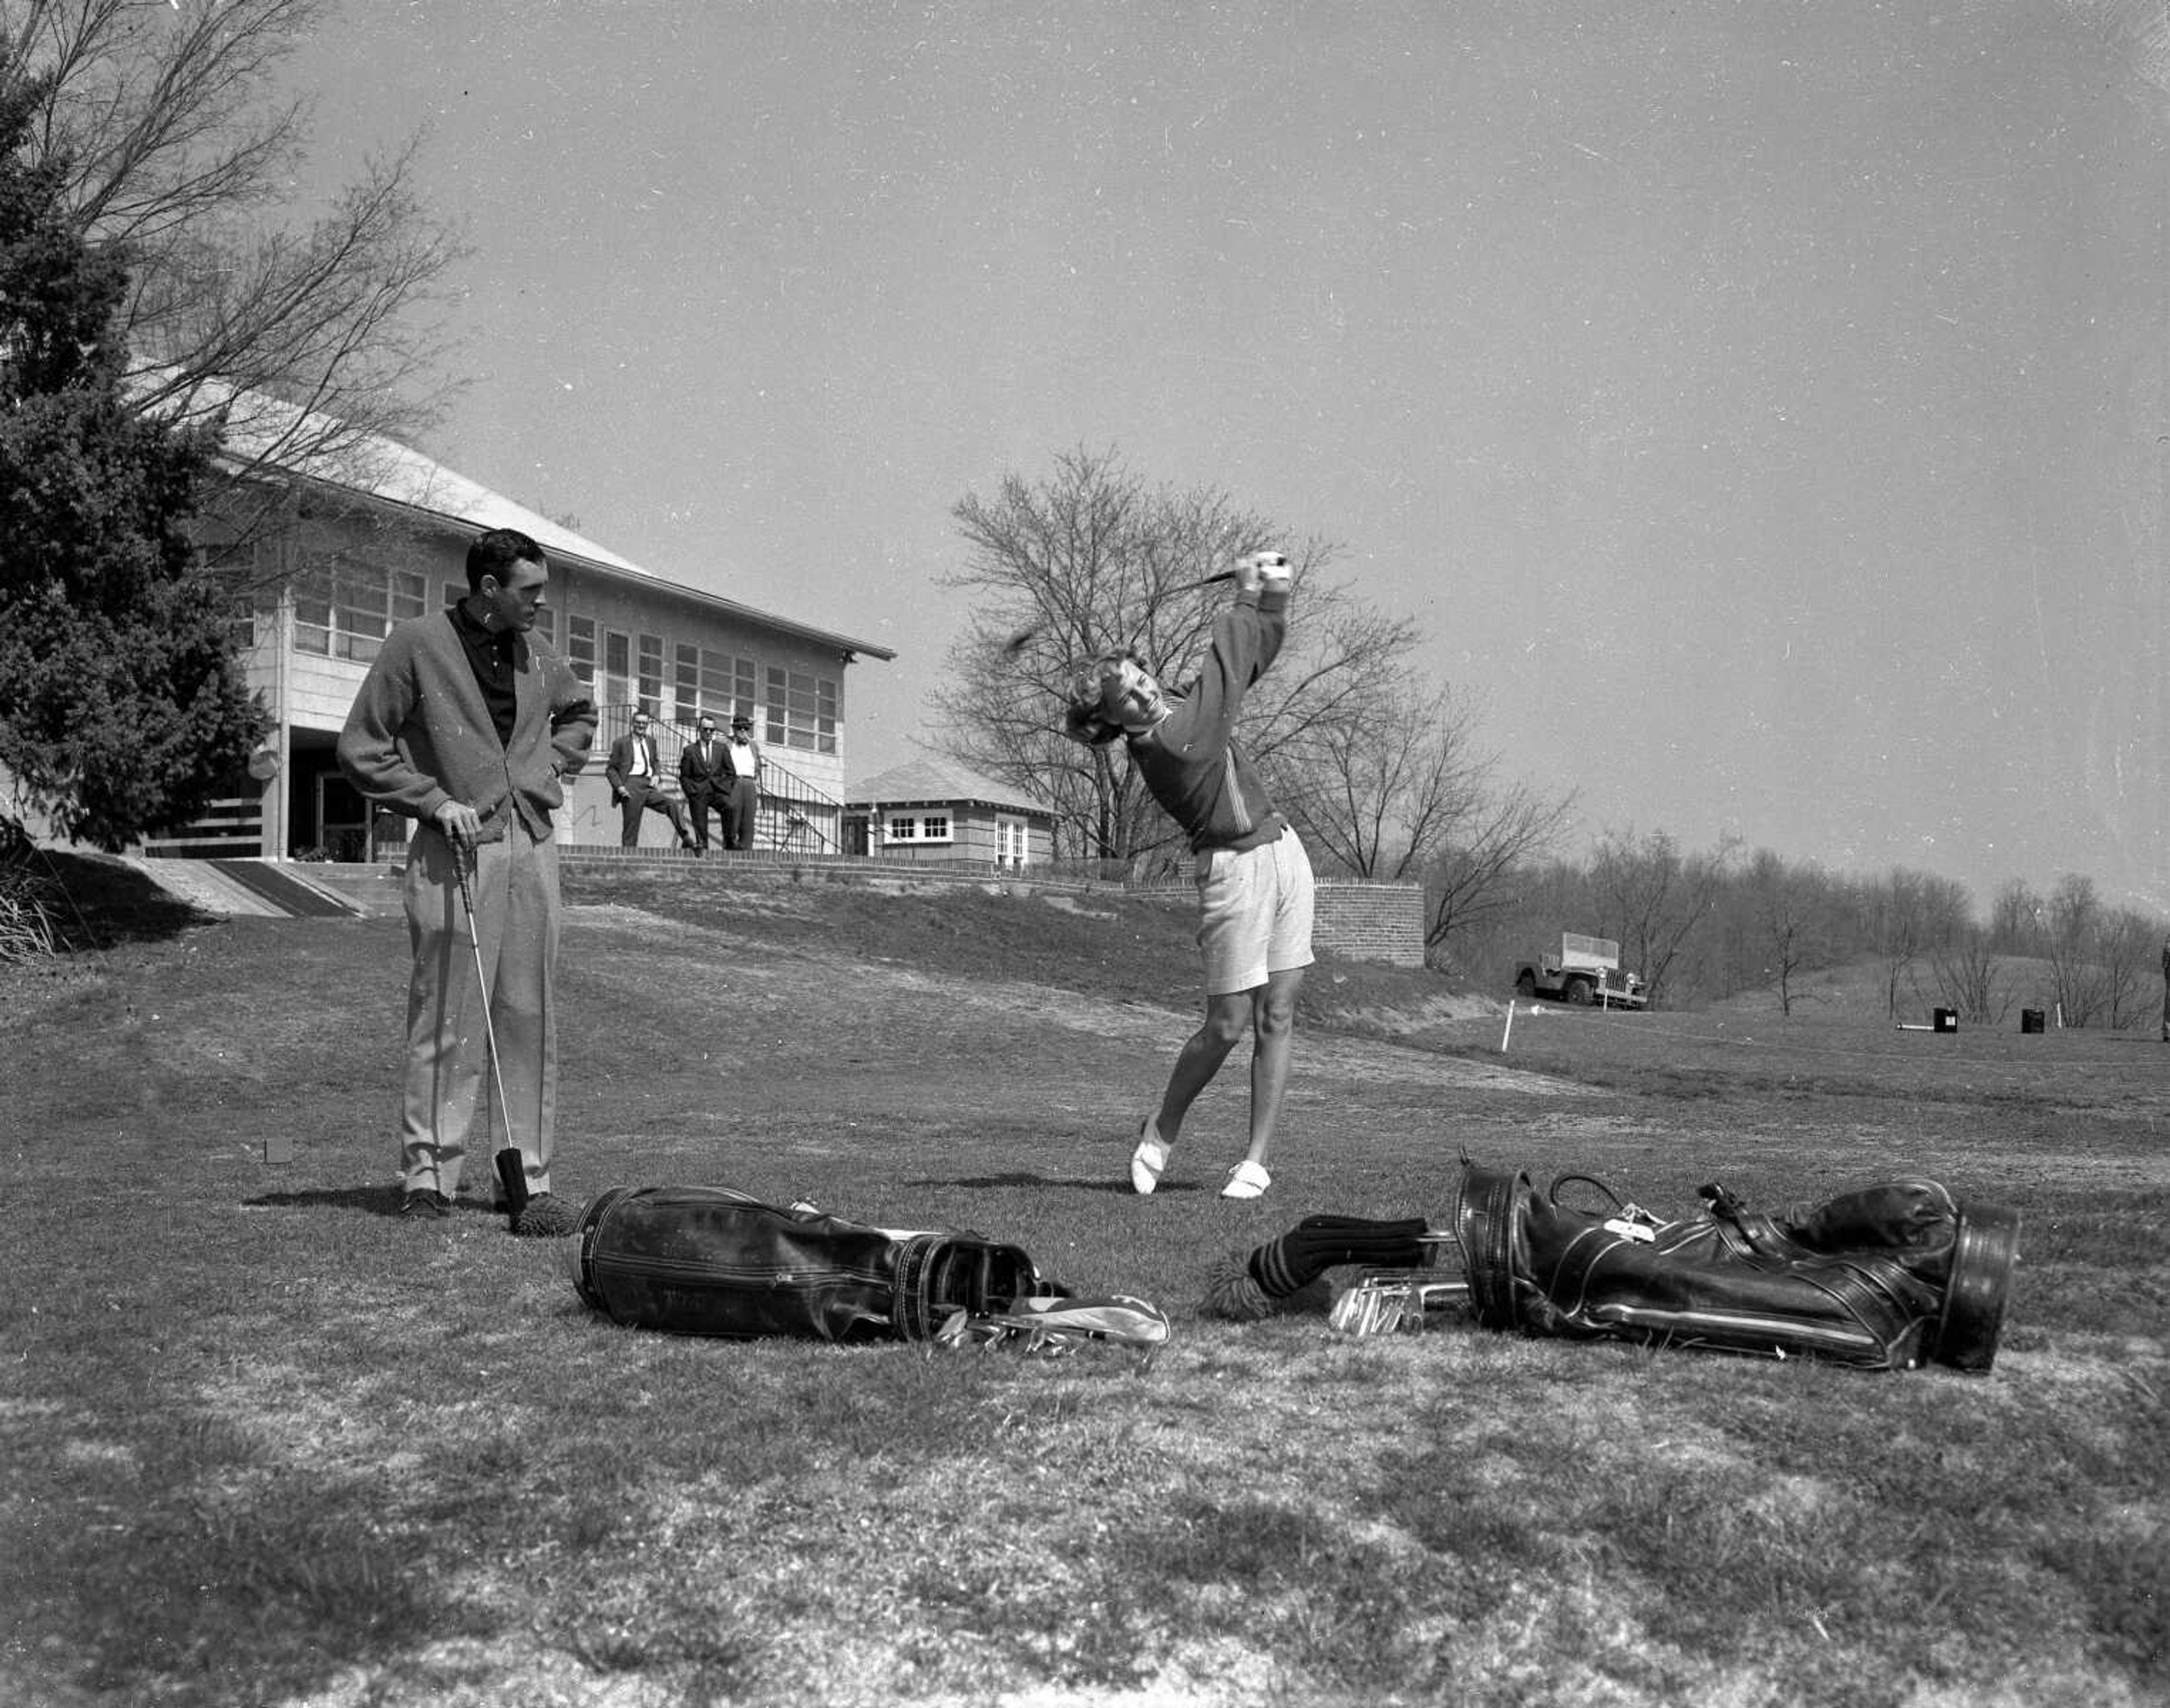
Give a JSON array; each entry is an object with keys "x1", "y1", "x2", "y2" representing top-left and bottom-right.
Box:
[{"x1": 844, "y1": 757, "x2": 1054, "y2": 870}]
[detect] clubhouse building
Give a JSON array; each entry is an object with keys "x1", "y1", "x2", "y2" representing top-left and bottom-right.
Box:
[{"x1": 159, "y1": 399, "x2": 895, "y2": 861}]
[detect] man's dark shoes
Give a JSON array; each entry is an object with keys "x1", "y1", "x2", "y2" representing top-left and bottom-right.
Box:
[
  {"x1": 401, "y1": 1189, "x2": 452, "y2": 1219},
  {"x1": 513, "y1": 1192, "x2": 580, "y2": 1238}
]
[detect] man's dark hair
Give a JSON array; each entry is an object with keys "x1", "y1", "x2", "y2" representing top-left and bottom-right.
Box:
[{"x1": 466, "y1": 527, "x2": 547, "y2": 593}]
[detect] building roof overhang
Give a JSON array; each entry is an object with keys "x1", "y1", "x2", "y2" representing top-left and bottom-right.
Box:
[{"x1": 186, "y1": 375, "x2": 896, "y2": 661}]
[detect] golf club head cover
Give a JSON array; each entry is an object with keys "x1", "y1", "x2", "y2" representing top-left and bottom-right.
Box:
[
  {"x1": 1251, "y1": 1215, "x2": 1432, "y2": 1298},
  {"x1": 495, "y1": 1147, "x2": 531, "y2": 1221},
  {"x1": 1204, "y1": 1215, "x2": 1431, "y2": 1321},
  {"x1": 514, "y1": 1194, "x2": 581, "y2": 1239}
]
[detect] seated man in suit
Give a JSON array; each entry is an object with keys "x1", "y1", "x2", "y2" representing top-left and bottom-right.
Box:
[
  {"x1": 678, "y1": 713, "x2": 731, "y2": 853},
  {"x1": 604, "y1": 710, "x2": 696, "y2": 850}
]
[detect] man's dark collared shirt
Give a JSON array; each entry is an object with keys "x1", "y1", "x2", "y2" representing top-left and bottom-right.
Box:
[{"x1": 448, "y1": 600, "x2": 519, "y2": 748}]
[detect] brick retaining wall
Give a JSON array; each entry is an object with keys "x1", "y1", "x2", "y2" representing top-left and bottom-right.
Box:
[{"x1": 1312, "y1": 881, "x2": 1427, "y2": 968}]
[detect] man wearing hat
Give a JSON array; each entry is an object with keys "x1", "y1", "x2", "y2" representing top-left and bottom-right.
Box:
[
  {"x1": 678, "y1": 712, "x2": 732, "y2": 853},
  {"x1": 721, "y1": 713, "x2": 763, "y2": 851}
]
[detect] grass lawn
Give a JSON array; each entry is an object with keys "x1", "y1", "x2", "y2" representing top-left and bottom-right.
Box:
[{"x1": 2, "y1": 855, "x2": 2164, "y2": 1707}]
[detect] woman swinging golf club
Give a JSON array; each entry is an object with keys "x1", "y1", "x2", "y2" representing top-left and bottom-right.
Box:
[{"x1": 1062, "y1": 550, "x2": 1314, "y2": 1200}]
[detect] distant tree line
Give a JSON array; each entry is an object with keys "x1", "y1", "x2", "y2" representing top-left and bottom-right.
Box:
[{"x1": 1438, "y1": 833, "x2": 2170, "y2": 1027}]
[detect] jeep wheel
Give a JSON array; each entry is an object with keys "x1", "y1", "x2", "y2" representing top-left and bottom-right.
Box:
[
  {"x1": 1514, "y1": 970, "x2": 1537, "y2": 998},
  {"x1": 1563, "y1": 976, "x2": 1594, "y2": 1006}
]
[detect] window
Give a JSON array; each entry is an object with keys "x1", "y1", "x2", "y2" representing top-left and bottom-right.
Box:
[
  {"x1": 885, "y1": 812, "x2": 951, "y2": 844},
  {"x1": 637, "y1": 634, "x2": 665, "y2": 716},
  {"x1": 765, "y1": 666, "x2": 838, "y2": 753},
  {"x1": 293, "y1": 562, "x2": 426, "y2": 664},
  {"x1": 441, "y1": 581, "x2": 463, "y2": 611},
  {"x1": 713, "y1": 651, "x2": 757, "y2": 723},
  {"x1": 678, "y1": 645, "x2": 757, "y2": 722},
  {"x1": 997, "y1": 816, "x2": 1027, "y2": 869},
  {"x1": 603, "y1": 630, "x2": 632, "y2": 710},
  {"x1": 532, "y1": 604, "x2": 556, "y2": 647},
  {"x1": 674, "y1": 643, "x2": 701, "y2": 722},
  {"x1": 567, "y1": 616, "x2": 597, "y2": 688}
]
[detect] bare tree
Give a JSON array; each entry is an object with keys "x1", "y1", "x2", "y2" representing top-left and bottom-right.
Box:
[
  {"x1": 1421, "y1": 782, "x2": 1575, "y2": 962},
  {"x1": 1267, "y1": 676, "x2": 1482, "y2": 879},
  {"x1": 932, "y1": 447, "x2": 1420, "y2": 865},
  {"x1": 1746, "y1": 848, "x2": 1838, "y2": 1016},
  {"x1": 2043, "y1": 872, "x2": 2109, "y2": 1028},
  {"x1": 1927, "y1": 928, "x2": 2016, "y2": 1026},
  {"x1": 1857, "y1": 865, "x2": 1976, "y2": 1018},
  {"x1": 5, "y1": 0, "x2": 461, "y2": 540},
  {"x1": 1589, "y1": 828, "x2": 1739, "y2": 1008},
  {"x1": 1987, "y1": 876, "x2": 2043, "y2": 956},
  {"x1": 2098, "y1": 907, "x2": 2162, "y2": 1031}
]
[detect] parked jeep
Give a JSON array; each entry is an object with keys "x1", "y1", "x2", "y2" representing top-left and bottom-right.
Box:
[{"x1": 1513, "y1": 933, "x2": 1648, "y2": 1009}]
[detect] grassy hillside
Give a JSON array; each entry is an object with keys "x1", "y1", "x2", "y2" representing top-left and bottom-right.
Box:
[{"x1": 1, "y1": 852, "x2": 2162, "y2": 1707}]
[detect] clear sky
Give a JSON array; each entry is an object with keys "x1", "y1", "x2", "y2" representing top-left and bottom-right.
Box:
[{"x1": 276, "y1": 1, "x2": 2170, "y2": 913}]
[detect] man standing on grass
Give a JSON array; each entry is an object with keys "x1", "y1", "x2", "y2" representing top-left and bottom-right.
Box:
[
  {"x1": 1062, "y1": 550, "x2": 1314, "y2": 1201},
  {"x1": 337, "y1": 527, "x2": 596, "y2": 1234}
]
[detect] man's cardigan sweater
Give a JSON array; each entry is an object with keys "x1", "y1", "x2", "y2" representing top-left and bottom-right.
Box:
[{"x1": 338, "y1": 608, "x2": 597, "y2": 843}]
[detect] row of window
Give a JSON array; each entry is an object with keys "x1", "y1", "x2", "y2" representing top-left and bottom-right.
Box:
[
  {"x1": 561, "y1": 616, "x2": 836, "y2": 755},
  {"x1": 284, "y1": 562, "x2": 838, "y2": 755},
  {"x1": 878, "y1": 816, "x2": 1033, "y2": 866},
  {"x1": 292, "y1": 567, "x2": 428, "y2": 662}
]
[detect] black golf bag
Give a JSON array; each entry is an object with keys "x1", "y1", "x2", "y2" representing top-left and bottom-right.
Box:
[
  {"x1": 1223, "y1": 1165, "x2": 2020, "y2": 1373},
  {"x1": 568, "y1": 1185, "x2": 1059, "y2": 1343},
  {"x1": 1447, "y1": 1165, "x2": 2019, "y2": 1372}
]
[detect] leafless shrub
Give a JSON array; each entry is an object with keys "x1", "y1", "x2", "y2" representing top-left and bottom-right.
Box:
[
  {"x1": 0, "y1": 866, "x2": 58, "y2": 966},
  {"x1": 1924, "y1": 933, "x2": 2014, "y2": 1025}
]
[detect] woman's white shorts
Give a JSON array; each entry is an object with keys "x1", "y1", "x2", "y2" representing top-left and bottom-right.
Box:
[{"x1": 1195, "y1": 826, "x2": 1316, "y2": 996}]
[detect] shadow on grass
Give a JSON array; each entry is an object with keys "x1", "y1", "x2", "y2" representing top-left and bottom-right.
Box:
[
  {"x1": 242, "y1": 1184, "x2": 410, "y2": 1218},
  {"x1": 910, "y1": 1171, "x2": 1203, "y2": 1194},
  {"x1": 23, "y1": 848, "x2": 210, "y2": 951},
  {"x1": 41, "y1": 1442, "x2": 502, "y2": 1707}
]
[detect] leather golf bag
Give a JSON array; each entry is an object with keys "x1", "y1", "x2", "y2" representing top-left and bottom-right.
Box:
[
  {"x1": 568, "y1": 1185, "x2": 1057, "y2": 1343},
  {"x1": 1449, "y1": 1165, "x2": 2019, "y2": 1372}
]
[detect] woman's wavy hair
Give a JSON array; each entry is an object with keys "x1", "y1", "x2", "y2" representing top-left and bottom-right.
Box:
[{"x1": 1060, "y1": 650, "x2": 1155, "y2": 747}]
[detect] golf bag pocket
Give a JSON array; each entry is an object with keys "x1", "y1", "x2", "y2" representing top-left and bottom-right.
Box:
[{"x1": 568, "y1": 1185, "x2": 1054, "y2": 1343}]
